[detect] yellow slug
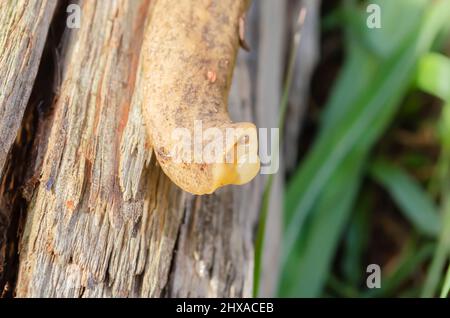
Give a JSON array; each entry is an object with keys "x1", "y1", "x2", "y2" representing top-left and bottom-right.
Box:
[{"x1": 139, "y1": 0, "x2": 259, "y2": 195}]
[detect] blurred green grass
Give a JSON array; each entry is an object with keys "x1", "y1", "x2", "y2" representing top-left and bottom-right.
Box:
[{"x1": 260, "y1": 0, "x2": 450, "y2": 298}]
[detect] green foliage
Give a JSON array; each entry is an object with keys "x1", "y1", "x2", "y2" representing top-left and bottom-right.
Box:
[
  {"x1": 416, "y1": 52, "x2": 450, "y2": 297},
  {"x1": 279, "y1": 0, "x2": 450, "y2": 297},
  {"x1": 417, "y1": 53, "x2": 450, "y2": 101},
  {"x1": 370, "y1": 161, "x2": 440, "y2": 238},
  {"x1": 340, "y1": 192, "x2": 371, "y2": 288}
]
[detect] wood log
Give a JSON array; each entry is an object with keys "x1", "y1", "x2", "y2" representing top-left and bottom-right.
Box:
[
  {"x1": 0, "y1": 0, "x2": 57, "y2": 296},
  {"x1": 0, "y1": 0, "x2": 56, "y2": 180},
  {"x1": 0, "y1": 0, "x2": 318, "y2": 298},
  {"x1": 15, "y1": 0, "x2": 264, "y2": 297}
]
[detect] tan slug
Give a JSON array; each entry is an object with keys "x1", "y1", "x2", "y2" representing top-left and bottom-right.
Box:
[{"x1": 139, "y1": 0, "x2": 259, "y2": 195}]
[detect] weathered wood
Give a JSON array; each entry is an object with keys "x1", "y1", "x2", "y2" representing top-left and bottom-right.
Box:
[
  {"x1": 0, "y1": 0, "x2": 57, "y2": 296},
  {"x1": 15, "y1": 0, "x2": 263, "y2": 298},
  {"x1": 0, "y1": 0, "x2": 318, "y2": 297},
  {"x1": 0, "y1": 0, "x2": 56, "y2": 181}
]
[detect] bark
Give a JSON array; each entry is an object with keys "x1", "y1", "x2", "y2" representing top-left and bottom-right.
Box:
[
  {"x1": 14, "y1": 0, "x2": 263, "y2": 298},
  {"x1": 0, "y1": 0, "x2": 57, "y2": 296},
  {"x1": 0, "y1": 0, "x2": 317, "y2": 298},
  {"x1": 0, "y1": 0, "x2": 56, "y2": 180}
]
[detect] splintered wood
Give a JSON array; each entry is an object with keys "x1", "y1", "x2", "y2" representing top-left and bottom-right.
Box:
[
  {"x1": 0, "y1": 0, "x2": 57, "y2": 296},
  {"x1": 11, "y1": 0, "x2": 261, "y2": 297},
  {"x1": 0, "y1": 0, "x2": 57, "y2": 181}
]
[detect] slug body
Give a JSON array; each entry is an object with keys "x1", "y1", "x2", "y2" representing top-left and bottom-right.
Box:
[{"x1": 140, "y1": 0, "x2": 259, "y2": 195}]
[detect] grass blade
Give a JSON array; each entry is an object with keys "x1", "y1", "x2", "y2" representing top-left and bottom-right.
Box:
[
  {"x1": 370, "y1": 160, "x2": 441, "y2": 237},
  {"x1": 363, "y1": 242, "x2": 435, "y2": 298},
  {"x1": 341, "y1": 192, "x2": 371, "y2": 287},
  {"x1": 280, "y1": 150, "x2": 364, "y2": 296},
  {"x1": 421, "y1": 197, "x2": 450, "y2": 297},
  {"x1": 440, "y1": 264, "x2": 450, "y2": 298},
  {"x1": 417, "y1": 53, "x2": 450, "y2": 101}
]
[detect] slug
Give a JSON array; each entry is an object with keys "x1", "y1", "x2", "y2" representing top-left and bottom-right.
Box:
[{"x1": 139, "y1": 0, "x2": 260, "y2": 195}]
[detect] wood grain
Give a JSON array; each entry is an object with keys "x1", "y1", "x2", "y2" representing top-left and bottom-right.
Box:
[
  {"x1": 15, "y1": 0, "x2": 263, "y2": 297},
  {"x1": 0, "y1": 0, "x2": 57, "y2": 296},
  {"x1": 0, "y1": 0, "x2": 56, "y2": 180},
  {"x1": 0, "y1": 0, "x2": 319, "y2": 298}
]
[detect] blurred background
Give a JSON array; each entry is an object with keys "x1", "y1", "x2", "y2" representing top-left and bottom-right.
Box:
[{"x1": 257, "y1": 0, "x2": 450, "y2": 298}]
